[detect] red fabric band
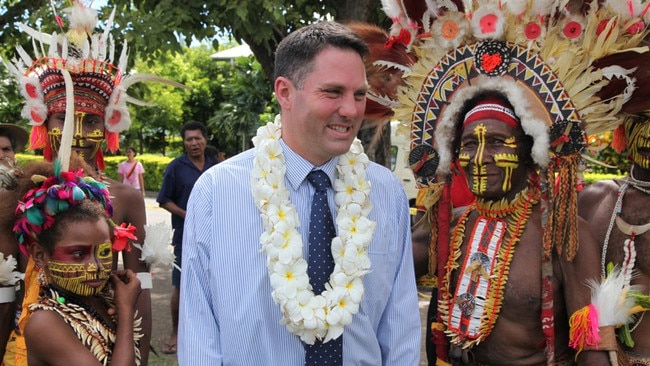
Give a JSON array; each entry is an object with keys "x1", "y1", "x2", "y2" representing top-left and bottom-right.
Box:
[{"x1": 463, "y1": 98, "x2": 519, "y2": 129}]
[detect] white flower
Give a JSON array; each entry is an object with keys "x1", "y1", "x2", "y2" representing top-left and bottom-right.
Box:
[
  {"x1": 334, "y1": 175, "x2": 368, "y2": 206},
  {"x1": 251, "y1": 115, "x2": 376, "y2": 344},
  {"x1": 269, "y1": 260, "x2": 309, "y2": 299},
  {"x1": 252, "y1": 117, "x2": 282, "y2": 146},
  {"x1": 337, "y1": 210, "x2": 375, "y2": 242},
  {"x1": 266, "y1": 202, "x2": 300, "y2": 228}
]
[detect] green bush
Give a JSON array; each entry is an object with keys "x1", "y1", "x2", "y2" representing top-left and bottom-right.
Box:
[
  {"x1": 104, "y1": 154, "x2": 174, "y2": 192},
  {"x1": 16, "y1": 153, "x2": 174, "y2": 192},
  {"x1": 15, "y1": 153, "x2": 625, "y2": 192},
  {"x1": 583, "y1": 173, "x2": 623, "y2": 185}
]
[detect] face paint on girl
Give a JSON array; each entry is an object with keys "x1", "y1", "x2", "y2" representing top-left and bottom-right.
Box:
[{"x1": 47, "y1": 241, "x2": 113, "y2": 296}]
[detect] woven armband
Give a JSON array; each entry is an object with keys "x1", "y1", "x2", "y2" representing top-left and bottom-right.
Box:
[
  {"x1": 586, "y1": 326, "x2": 618, "y2": 351},
  {"x1": 569, "y1": 308, "x2": 622, "y2": 353}
]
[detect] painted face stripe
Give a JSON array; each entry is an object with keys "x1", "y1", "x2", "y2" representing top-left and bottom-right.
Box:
[{"x1": 471, "y1": 124, "x2": 488, "y2": 195}]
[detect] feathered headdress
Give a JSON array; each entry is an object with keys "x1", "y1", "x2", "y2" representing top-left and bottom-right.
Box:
[
  {"x1": 2, "y1": 0, "x2": 186, "y2": 171},
  {"x1": 388, "y1": 0, "x2": 650, "y2": 260},
  {"x1": 378, "y1": 0, "x2": 650, "y2": 363}
]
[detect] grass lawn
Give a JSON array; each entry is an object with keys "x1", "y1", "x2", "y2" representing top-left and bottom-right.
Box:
[{"x1": 149, "y1": 354, "x2": 178, "y2": 366}]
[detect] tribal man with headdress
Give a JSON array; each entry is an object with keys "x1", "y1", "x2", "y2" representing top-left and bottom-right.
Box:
[
  {"x1": 380, "y1": 0, "x2": 650, "y2": 364},
  {"x1": 1, "y1": 2, "x2": 184, "y2": 364},
  {"x1": 579, "y1": 116, "x2": 650, "y2": 364}
]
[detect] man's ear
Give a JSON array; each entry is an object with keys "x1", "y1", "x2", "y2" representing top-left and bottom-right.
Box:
[
  {"x1": 30, "y1": 244, "x2": 47, "y2": 268},
  {"x1": 274, "y1": 76, "x2": 293, "y2": 110}
]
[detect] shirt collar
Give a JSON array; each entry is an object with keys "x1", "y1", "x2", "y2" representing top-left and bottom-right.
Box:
[{"x1": 280, "y1": 139, "x2": 338, "y2": 191}]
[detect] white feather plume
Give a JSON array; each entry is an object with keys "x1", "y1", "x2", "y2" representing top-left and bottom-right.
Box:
[
  {"x1": 16, "y1": 46, "x2": 35, "y2": 70},
  {"x1": 587, "y1": 266, "x2": 637, "y2": 327},
  {"x1": 382, "y1": 0, "x2": 403, "y2": 19},
  {"x1": 606, "y1": 0, "x2": 648, "y2": 17},
  {"x1": 101, "y1": 8, "x2": 116, "y2": 49},
  {"x1": 503, "y1": 0, "x2": 527, "y2": 16},
  {"x1": 48, "y1": 32, "x2": 58, "y2": 58},
  {"x1": 66, "y1": 2, "x2": 98, "y2": 34},
  {"x1": 0, "y1": 254, "x2": 23, "y2": 286},
  {"x1": 108, "y1": 34, "x2": 116, "y2": 65},
  {"x1": 91, "y1": 33, "x2": 99, "y2": 60},
  {"x1": 118, "y1": 39, "x2": 128, "y2": 71},
  {"x1": 133, "y1": 222, "x2": 175, "y2": 268}
]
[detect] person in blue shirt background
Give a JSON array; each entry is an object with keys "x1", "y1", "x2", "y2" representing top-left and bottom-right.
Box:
[{"x1": 156, "y1": 120, "x2": 217, "y2": 354}]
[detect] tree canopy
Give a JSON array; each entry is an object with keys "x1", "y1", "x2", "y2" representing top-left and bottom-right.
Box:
[
  {"x1": 1, "y1": 0, "x2": 386, "y2": 82},
  {"x1": 0, "y1": 0, "x2": 388, "y2": 159},
  {"x1": 104, "y1": 0, "x2": 386, "y2": 81}
]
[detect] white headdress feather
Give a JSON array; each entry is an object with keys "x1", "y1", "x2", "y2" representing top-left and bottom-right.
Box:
[{"x1": 587, "y1": 266, "x2": 637, "y2": 327}]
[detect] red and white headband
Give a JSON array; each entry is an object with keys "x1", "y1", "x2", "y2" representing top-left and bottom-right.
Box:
[{"x1": 463, "y1": 98, "x2": 519, "y2": 129}]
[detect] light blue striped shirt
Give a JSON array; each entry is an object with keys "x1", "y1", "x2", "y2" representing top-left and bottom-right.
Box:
[{"x1": 178, "y1": 140, "x2": 421, "y2": 365}]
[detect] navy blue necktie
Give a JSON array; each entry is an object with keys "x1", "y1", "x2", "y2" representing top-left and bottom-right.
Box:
[{"x1": 305, "y1": 170, "x2": 342, "y2": 365}]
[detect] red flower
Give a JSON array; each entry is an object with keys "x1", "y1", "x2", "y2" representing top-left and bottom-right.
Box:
[
  {"x1": 563, "y1": 21, "x2": 582, "y2": 39},
  {"x1": 441, "y1": 20, "x2": 460, "y2": 40},
  {"x1": 524, "y1": 22, "x2": 542, "y2": 40},
  {"x1": 479, "y1": 14, "x2": 498, "y2": 34},
  {"x1": 113, "y1": 223, "x2": 137, "y2": 252},
  {"x1": 596, "y1": 19, "x2": 613, "y2": 37},
  {"x1": 627, "y1": 20, "x2": 645, "y2": 35},
  {"x1": 481, "y1": 53, "x2": 502, "y2": 73}
]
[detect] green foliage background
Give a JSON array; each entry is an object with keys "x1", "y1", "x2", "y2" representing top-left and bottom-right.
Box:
[
  {"x1": 17, "y1": 153, "x2": 624, "y2": 193},
  {"x1": 583, "y1": 131, "x2": 630, "y2": 175}
]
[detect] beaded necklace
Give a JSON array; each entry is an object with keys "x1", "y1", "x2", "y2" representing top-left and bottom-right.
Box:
[{"x1": 439, "y1": 184, "x2": 540, "y2": 348}]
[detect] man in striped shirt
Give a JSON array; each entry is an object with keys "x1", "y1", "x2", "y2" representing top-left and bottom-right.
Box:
[{"x1": 178, "y1": 21, "x2": 421, "y2": 365}]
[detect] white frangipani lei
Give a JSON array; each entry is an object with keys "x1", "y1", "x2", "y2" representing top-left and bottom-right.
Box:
[{"x1": 251, "y1": 115, "x2": 375, "y2": 344}]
